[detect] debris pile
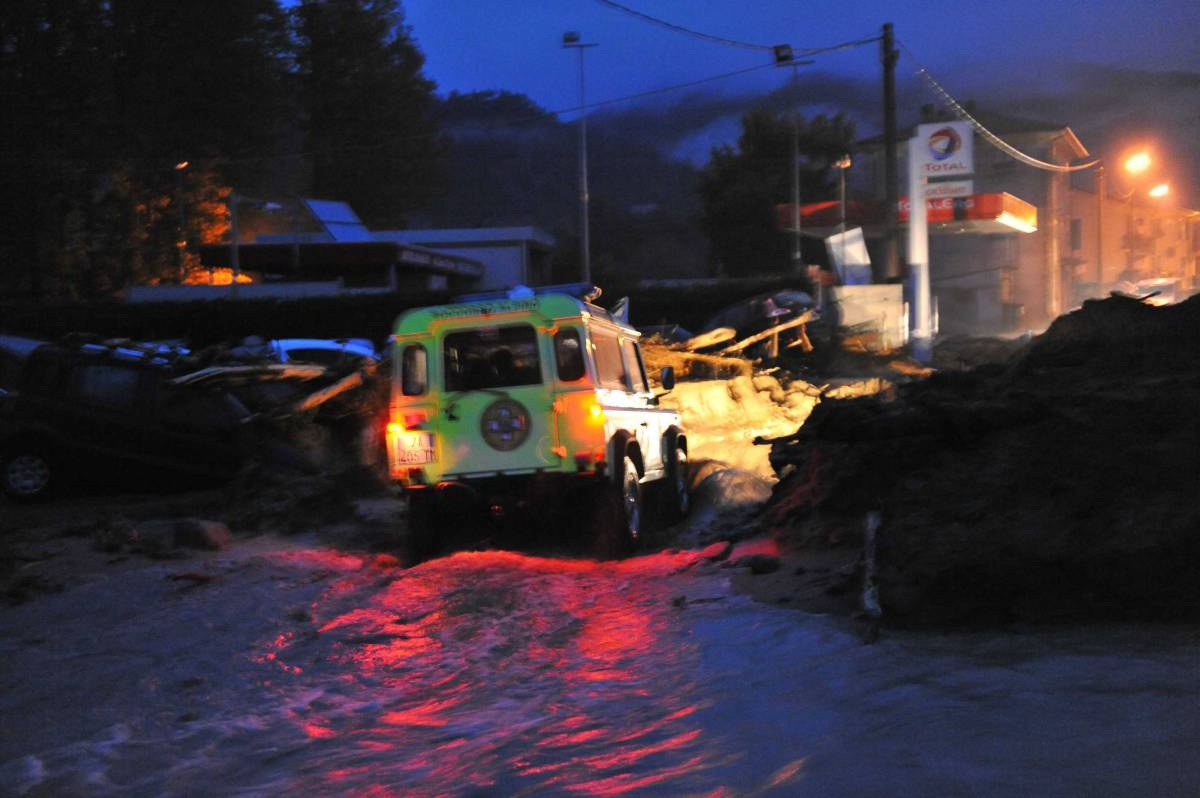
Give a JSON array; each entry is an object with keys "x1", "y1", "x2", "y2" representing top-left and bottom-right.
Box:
[{"x1": 760, "y1": 294, "x2": 1200, "y2": 626}]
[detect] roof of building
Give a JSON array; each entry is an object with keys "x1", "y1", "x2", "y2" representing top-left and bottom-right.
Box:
[
  {"x1": 374, "y1": 227, "x2": 557, "y2": 249},
  {"x1": 302, "y1": 199, "x2": 373, "y2": 243}
]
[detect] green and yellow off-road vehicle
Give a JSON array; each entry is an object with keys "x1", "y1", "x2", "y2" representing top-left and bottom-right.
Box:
[{"x1": 386, "y1": 284, "x2": 688, "y2": 558}]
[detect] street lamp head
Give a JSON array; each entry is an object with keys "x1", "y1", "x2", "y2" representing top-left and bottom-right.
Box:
[
  {"x1": 174, "y1": 161, "x2": 189, "y2": 171},
  {"x1": 1124, "y1": 151, "x2": 1151, "y2": 175},
  {"x1": 1148, "y1": 183, "x2": 1169, "y2": 199},
  {"x1": 562, "y1": 31, "x2": 580, "y2": 45},
  {"x1": 835, "y1": 155, "x2": 853, "y2": 170}
]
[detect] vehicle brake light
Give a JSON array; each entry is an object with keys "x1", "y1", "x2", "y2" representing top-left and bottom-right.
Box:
[{"x1": 387, "y1": 412, "x2": 428, "y2": 433}]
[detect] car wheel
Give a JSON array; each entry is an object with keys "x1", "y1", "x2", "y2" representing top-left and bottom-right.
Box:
[
  {"x1": 664, "y1": 445, "x2": 690, "y2": 522},
  {"x1": 593, "y1": 455, "x2": 642, "y2": 559},
  {"x1": 1, "y1": 446, "x2": 54, "y2": 502}
]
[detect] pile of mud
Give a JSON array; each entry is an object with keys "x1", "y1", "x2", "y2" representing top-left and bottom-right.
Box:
[{"x1": 761, "y1": 294, "x2": 1200, "y2": 626}]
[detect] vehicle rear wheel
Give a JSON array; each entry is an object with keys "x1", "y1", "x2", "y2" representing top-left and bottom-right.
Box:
[
  {"x1": 592, "y1": 455, "x2": 642, "y2": 559},
  {"x1": 405, "y1": 489, "x2": 442, "y2": 565},
  {"x1": 1, "y1": 446, "x2": 54, "y2": 502},
  {"x1": 663, "y1": 445, "x2": 690, "y2": 522}
]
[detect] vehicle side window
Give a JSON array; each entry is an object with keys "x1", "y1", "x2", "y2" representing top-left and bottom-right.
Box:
[
  {"x1": 622, "y1": 339, "x2": 650, "y2": 393},
  {"x1": 554, "y1": 328, "x2": 586, "y2": 382},
  {"x1": 75, "y1": 364, "x2": 141, "y2": 408},
  {"x1": 401, "y1": 344, "x2": 428, "y2": 396},
  {"x1": 592, "y1": 332, "x2": 629, "y2": 390},
  {"x1": 443, "y1": 325, "x2": 542, "y2": 391}
]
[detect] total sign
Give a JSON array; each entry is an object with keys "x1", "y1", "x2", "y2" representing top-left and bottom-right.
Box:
[{"x1": 915, "y1": 121, "x2": 973, "y2": 177}]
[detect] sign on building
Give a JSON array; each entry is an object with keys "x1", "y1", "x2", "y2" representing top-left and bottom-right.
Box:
[
  {"x1": 915, "y1": 121, "x2": 974, "y2": 177},
  {"x1": 925, "y1": 179, "x2": 974, "y2": 199}
]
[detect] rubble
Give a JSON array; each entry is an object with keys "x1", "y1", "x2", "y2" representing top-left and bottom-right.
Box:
[{"x1": 759, "y1": 294, "x2": 1200, "y2": 626}]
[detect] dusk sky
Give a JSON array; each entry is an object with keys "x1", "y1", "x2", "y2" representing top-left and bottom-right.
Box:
[{"x1": 405, "y1": 0, "x2": 1200, "y2": 114}]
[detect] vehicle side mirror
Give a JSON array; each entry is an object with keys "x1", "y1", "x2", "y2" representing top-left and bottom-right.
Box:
[{"x1": 659, "y1": 366, "x2": 675, "y2": 393}]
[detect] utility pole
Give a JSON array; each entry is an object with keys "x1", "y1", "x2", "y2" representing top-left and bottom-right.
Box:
[
  {"x1": 881, "y1": 23, "x2": 900, "y2": 281},
  {"x1": 773, "y1": 46, "x2": 813, "y2": 279},
  {"x1": 563, "y1": 32, "x2": 597, "y2": 286},
  {"x1": 1095, "y1": 166, "x2": 1105, "y2": 286}
]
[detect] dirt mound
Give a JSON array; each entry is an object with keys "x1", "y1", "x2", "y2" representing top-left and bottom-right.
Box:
[{"x1": 761, "y1": 294, "x2": 1200, "y2": 627}]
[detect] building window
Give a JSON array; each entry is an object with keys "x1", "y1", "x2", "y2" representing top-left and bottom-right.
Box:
[{"x1": 1069, "y1": 218, "x2": 1082, "y2": 251}]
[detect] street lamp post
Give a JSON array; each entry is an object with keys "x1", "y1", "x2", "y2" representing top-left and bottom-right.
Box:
[
  {"x1": 835, "y1": 154, "x2": 853, "y2": 275},
  {"x1": 1096, "y1": 150, "x2": 1161, "y2": 288},
  {"x1": 174, "y1": 161, "x2": 189, "y2": 283},
  {"x1": 563, "y1": 31, "x2": 597, "y2": 286}
]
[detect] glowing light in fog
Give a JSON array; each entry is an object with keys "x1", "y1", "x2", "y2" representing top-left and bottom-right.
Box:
[
  {"x1": 1149, "y1": 183, "x2": 1169, "y2": 198},
  {"x1": 1124, "y1": 151, "x2": 1151, "y2": 174}
]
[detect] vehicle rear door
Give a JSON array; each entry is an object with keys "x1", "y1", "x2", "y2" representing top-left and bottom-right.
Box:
[{"x1": 436, "y1": 323, "x2": 560, "y2": 477}]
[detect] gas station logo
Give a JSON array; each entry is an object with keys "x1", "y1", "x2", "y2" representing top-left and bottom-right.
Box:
[
  {"x1": 915, "y1": 121, "x2": 974, "y2": 176},
  {"x1": 927, "y1": 126, "x2": 962, "y2": 161}
]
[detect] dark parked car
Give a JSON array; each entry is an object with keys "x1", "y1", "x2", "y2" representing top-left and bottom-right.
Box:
[
  {"x1": 0, "y1": 340, "x2": 252, "y2": 500},
  {"x1": 0, "y1": 335, "x2": 47, "y2": 397}
]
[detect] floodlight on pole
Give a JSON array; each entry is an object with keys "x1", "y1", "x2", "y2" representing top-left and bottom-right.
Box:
[
  {"x1": 563, "y1": 31, "x2": 597, "y2": 286},
  {"x1": 1148, "y1": 183, "x2": 1169, "y2": 198},
  {"x1": 1124, "y1": 151, "x2": 1151, "y2": 175}
]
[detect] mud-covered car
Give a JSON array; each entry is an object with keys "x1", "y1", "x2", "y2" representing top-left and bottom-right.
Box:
[
  {"x1": 387, "y1": 284, "x2": 689, "y2": 558},
  {"x1": 0, "y1": 340, "x2": 251, "y2": 500}
]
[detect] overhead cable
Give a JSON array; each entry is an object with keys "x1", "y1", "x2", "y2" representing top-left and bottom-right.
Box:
[
  {"x1": 899, "y1": 40, "x2": 1100, "y2": 173},
  {"x1": 592, "y1": 0, "x2": 773, "y2": 50},
  {"x1": 592, "y1": 0, "x2": 880, "y2": 56}
]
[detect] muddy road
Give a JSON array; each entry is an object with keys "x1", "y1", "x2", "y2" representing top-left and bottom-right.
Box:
[{"x1": 1, "y1": 526, "x2": 1197, "y2": 797}]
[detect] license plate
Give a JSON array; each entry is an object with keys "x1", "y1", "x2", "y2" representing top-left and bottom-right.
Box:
[{"x1": 394, "y1": 431, "x2": 435, "y2": 466}]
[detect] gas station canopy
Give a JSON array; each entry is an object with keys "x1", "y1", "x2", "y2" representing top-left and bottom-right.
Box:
[{"x1": 778, "y1": 192, "x2": 1038, "y2": 236}]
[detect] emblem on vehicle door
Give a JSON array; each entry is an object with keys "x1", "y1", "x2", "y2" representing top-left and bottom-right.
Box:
[{"x1": 480, "y1": 398, "x2": 530, "y2": 451}]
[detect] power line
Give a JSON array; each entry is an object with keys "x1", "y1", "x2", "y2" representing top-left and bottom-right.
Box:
[
  {"x1": 899, "y1": 40, "x2": 1101, "y2": 174},
  {"x1": 592, "y1": 0, "x2": 773, "y2": 51},
  {"x1": 592, "y1": 1, "x2": 880, "y2": 57},
  {"x1": 553, "y1": 61, "x2": 776, "y2": 116}
]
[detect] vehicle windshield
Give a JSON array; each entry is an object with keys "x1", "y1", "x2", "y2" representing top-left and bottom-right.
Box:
[{"x1": 443, "y1": 324, "x2": 542, "y2": 391}]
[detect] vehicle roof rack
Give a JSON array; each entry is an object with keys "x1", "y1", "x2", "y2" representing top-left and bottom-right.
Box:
[{"x1": 454, "y1": 283, "x2": 602, "y2": 304}]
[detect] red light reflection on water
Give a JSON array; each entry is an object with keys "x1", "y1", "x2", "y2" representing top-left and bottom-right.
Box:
[{"x1": 256, "y1": 546, "x2": 726, "y2": 795}]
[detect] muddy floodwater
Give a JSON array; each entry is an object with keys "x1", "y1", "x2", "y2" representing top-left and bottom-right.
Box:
[{"x1": 1, "y1": 538, "x2": 1197, "y2": 796}]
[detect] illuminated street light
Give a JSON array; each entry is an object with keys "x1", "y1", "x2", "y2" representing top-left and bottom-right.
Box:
[
  {"x1": 1124, "y1": 151, "x2": 1151, "y2": 175},
  {"x1": 1148, "y1": 183, "x2": 1169, "y2": 198}
]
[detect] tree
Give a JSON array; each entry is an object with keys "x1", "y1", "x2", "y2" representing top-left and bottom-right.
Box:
[
  {"x1": 699, "y1": 108, "x2": 854, "y2": 276},
  {"x1": 0, "y1": 0, "x2": 292, "y2": 299},
  {"x1": 294, "y1": 0, "x2": 444, "y2": 228}
]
